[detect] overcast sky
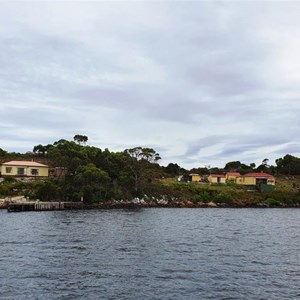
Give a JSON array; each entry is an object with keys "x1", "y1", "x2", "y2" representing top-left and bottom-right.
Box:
[{"x1": 1, "y1": 1, "x2": 300, "y2": 169}]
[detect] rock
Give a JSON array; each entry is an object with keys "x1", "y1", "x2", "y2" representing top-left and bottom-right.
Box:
[
  {"x1": 185, "y1": 201, "x2": 194, "y2": 207},
  {"x1": 157, "y1": 198, "x2": 168, "y2": 205},
  {"x1": 132, "y1": 197, "x2": 140, "y2": 204}
]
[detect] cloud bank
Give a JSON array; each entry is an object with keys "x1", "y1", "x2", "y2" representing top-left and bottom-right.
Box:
[{"x1": 1, "y1": 1, "x2": 300, "y2": 168}]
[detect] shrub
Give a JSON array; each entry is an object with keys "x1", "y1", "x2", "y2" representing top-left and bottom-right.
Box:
[
  {"x1": 3, "y1": 177, "x2": 16, "y2": 183},
  {"x1": 215, "y1": 192, "x2": 234, "y2": 204},
  {"x1": 265, "y1": 197, "x2": 281, "y2": 207},
  {"x1": 192, "y1": 195, "x2": 202, "y2": 203}
]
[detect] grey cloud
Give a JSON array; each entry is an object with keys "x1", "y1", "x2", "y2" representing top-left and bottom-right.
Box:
[
  {"x1": 71, "y1": 88, "x2": 209, "y2": 125},
  {"x1": 189, "y1": 67, "x2": 262, "y2": 97},
  {"x1": 182, "y1": 134, "x2": 290, "y2": 166},
  {"x1": 0, "y1": 32, "x2": 125, "y2": 101},
  {"x1": 71, "y1": 88, "x2": 138, "y2": 109},
  {"x1": 168, "y1": 155, "x2": 203, "y2": 167},
  {"x1": 0, "y1": 2, "x2": 300, "y2": 168},
  {"x1": 221, "y1": 143, "x2": 275, "y2": 157},
  {"x1": 184, "y1": 135, "x2": 224, "y2": 157},
  {"x1": 272, "y1": 143, "x2": 300, "y2": 156},
  {"x1": 2, "y1": 106, "x2": 76, "y2": 128},
  {"x1": 186, "y1": 32, "x2": 267, "y2": 97}
]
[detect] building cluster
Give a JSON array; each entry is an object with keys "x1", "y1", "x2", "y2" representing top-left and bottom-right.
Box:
[
  {"x1": 0, "y1": 160, "x2": 276, "y2": 191},
  {"x1": 179, "y1": 171, "x2": 275, "y2": 190}
]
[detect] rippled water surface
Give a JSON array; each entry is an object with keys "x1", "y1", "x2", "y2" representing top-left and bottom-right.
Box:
[{"x1": 0, "y1": 208, "x2": 299, "y2": 299}]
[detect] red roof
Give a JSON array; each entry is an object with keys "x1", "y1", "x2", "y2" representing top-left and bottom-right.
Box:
[
  {"x1": 226, "y1": 172, "x2": 240, "y2": 176},
  {"x1": 209, "y1": 174, "x2": 226, "y2": 178},
  {"x1": 243, "y1": 172, "x2": 274, "y2": 178},
  {"x1": 2, "y1": 161, "x2": 48, "y2": 167}
]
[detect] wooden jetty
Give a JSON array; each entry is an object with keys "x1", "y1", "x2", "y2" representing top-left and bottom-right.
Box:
[{"x1": 8, "y1": 201, "x2": 84, "y2": 212}]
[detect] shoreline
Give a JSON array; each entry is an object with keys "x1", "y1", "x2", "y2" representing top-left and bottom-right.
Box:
[{"x1": 2, "y1": 199, "x2": 300, "y2": 210}]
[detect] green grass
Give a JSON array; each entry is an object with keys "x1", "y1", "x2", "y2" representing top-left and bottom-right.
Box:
[{"x1": 158, "y1": 176, "x2": 300, "y2": 207}]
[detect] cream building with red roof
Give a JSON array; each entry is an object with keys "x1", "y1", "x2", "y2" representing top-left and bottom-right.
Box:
[
  {"x1": 236, "y1": 172, "x2": 275, "y2": 186},
  {"x1": 208, "y1": 174, "x2": 226, "y2": 184},
  {"x1": 226, "y1": 172, "x2": 241, "y2": 182},
  {"x1": 0, "y1": 161, "x2": 49, "y2": 178}
]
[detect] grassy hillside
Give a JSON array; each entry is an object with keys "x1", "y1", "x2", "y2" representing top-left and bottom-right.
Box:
[{"x1": 147, "y1": 176, "x2": 300, "y2": 207}]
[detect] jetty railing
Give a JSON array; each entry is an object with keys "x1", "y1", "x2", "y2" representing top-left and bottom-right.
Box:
[{"x1": 8, "y1": 201, "x2": 84, "y2": 212}]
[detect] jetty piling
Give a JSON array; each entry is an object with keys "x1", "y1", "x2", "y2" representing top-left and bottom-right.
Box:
[{"x1": 7, "y1": 201, "x2": 83, "y2": 212}]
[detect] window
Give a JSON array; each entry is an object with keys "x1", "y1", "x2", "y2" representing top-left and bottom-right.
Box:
[
  {"x1": 31, "y1": 169, "x2": 39, "y2": 176},
  {"x1": 17, "y1": 168, "x2": 25, "y2": 175},
  {"x1": 5, "y1": 167, "x2": 12, "y2": 173}
]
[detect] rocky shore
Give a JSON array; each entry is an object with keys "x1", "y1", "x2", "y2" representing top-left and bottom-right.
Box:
[
  {"x1": 2, "y1": 195, "x2": 300, "y2": 210},
  {"x1": 83, "y1": 196, "x2": 300, "y2": 209}
]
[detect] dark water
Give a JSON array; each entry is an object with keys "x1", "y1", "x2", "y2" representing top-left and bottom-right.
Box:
[{"x1": 0, "y1": 208, "x2": 299, "y2": 300}]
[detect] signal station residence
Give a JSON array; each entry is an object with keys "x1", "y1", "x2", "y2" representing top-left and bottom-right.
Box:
[{"x1": 0, "y1": 161, "x2": 49, "y2": 179}]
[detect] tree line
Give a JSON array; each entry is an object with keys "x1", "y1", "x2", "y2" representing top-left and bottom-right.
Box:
[
  {"x1": 1, "y1": 135, "x2": 300, "y2": 202},
  {"x1": 0, "y1": 136, "x2": 164, "y2": 202}
]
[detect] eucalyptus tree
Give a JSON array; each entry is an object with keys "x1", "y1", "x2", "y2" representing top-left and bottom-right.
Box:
[
  {"x1": 124, "y1": 147, "x2": 161, "y2": 196},
  {"x1": 125, "y1": 147, "x2": 161, "y2": 163},
  {"x1": 47, "y1": 139, "x2": 88, "y2": 175},
  {"x1": 33, "y1": 144, "x2": 53, "y2": 156},
  {"x1": 0, "y1": 147, "x2": 7, "y2": 156},
  {"x1": 74, "y1": 163, "x2": 110, "y2": 202},
  {"x1": 276, "y1": 154, "x2": 300, "y2": 175},
  {"x1": 73, "y1": 134, "x2": 88, "y2": 146}
]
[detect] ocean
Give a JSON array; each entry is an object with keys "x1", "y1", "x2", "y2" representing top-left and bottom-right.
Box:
[{"x1": 0, "y1": 208, "x2": 299, "y2": 299}]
